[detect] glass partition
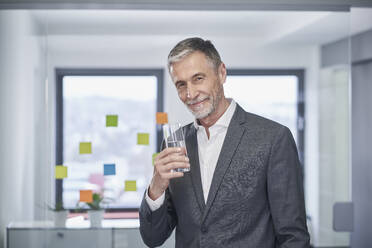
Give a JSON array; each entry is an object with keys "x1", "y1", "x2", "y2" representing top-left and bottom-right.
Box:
[
  {"x1": 349, "y1": 7, "x2": 372, "y2": 247},
  {"x1": 60, "y1": 73, "x2": 158, "y2": 210}
]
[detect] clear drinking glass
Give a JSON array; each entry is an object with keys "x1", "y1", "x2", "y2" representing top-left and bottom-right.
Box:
[{"x1": 162, "y1": 123, "x2": 190, "y2": 172}]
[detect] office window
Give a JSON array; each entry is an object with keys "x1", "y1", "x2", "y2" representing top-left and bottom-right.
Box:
[
  {"x1": 225, "y1": 69, "x2": 304, "y2": 164},
  {"x1": 56, "y1": 69, "x2": 163, "y2": 210}
]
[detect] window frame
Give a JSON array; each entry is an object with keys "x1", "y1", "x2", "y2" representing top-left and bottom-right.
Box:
[
  {"x1": 226, "y1": 69, "x2": 305, "y2": 168},
  {"x1": 55, "y1": 68, "x2": 164, "y2": 211}
]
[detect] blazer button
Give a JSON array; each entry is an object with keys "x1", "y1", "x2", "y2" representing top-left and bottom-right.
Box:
[{"x1": 201, "y1": 225, "x2": 208, "y2": 233}]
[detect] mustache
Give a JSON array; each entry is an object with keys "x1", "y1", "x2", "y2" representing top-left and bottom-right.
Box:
[{"x1": 186, "y1": 97, "x2": 209, "y2": 105}]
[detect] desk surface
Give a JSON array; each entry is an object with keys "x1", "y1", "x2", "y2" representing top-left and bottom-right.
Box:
[{"x1": 8, "y1": 218, "x2": 140, "y2": 229}]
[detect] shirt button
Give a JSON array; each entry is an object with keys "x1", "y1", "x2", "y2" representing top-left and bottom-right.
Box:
[{"x1": 201, "y1": 225, "x2": 208, "y2": 233}]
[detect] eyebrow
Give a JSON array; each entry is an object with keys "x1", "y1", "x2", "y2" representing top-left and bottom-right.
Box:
[
  {"x1": 175, "y1": 80, "x2": 186, "y2": 88},
  {"x1": 175, "y1": 72, "x2": 207, "y2": 88},
  {"x1": 192, "y1": 73, "x2": 206, "y2": 79}
]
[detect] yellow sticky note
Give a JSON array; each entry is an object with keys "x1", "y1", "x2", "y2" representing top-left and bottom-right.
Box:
[
  {"x1": 125, "y1": 180, "x2": 137, "y2": 191},
  {"x1": 79, "y1": 142, "x2": 92, "y2": 154},
  {"x1": 55, "y1": 165, "x2": 68, "y2": 179},
  {"x1": 106, "y1": 115, "x2": 118, "y2": 127},
  {"x1": 156, "y1": 112, "x2": 168, "y2": 124},
  {"x1": 152, "y1": 153, "x2": 159, "y2": 166},
  {"x1": 80, "y1": 190, "x2": 93, "y2": 203},
  {"x1": 137, "y1": 133, "x2": 149, "y2": 145}
]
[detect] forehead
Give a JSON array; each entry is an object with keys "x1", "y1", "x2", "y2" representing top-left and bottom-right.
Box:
[{"x1": 170, "y1": 51, "x2": 214, "y2": 78}]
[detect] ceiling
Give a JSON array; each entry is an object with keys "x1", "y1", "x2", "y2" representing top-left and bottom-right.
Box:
[
  {"x1": 3, "y1": 0, "x2": 372, "y2": 10},
  {"x1": 32, "y1": 8, "x2": 372, "y2": 46}
]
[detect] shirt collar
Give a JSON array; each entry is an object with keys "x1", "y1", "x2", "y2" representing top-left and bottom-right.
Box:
[{"x1": 193, "y1": 98, "x2": 236, "y2": 130}]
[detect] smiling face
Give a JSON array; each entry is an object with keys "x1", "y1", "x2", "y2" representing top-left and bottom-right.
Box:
[{"x1": 169, "y1": 51, "x2": 227, "y2": 123}]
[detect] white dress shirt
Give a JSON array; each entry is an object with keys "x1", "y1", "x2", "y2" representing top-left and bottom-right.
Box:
[{"x1": 146, "y1": 99, "x2": 237, "y2": 211}]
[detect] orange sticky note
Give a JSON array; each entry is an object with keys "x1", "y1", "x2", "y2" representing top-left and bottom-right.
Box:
[
  {"x1": 156, "y1": 112, "x2": 168, "y2": 124},
  {"x1": 80, "y1": 190, "x2": 93, "y2": 203},
  {"x1": 55, "y1": 165, "x2": 68, "y2": 179}
]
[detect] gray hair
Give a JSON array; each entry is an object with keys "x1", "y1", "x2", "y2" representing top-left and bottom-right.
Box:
[{"x1": 167, "y1": 37, "x2": 222, "y2": 72}]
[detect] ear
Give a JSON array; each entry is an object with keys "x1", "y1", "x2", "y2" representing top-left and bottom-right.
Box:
[{"x1": 218, "y1": 62, "x2": 227, "y2": 85}]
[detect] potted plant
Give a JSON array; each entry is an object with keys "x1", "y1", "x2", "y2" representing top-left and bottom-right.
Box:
[
  {"x1": 48, "y1": 201, "x2": 68, "y2": 227},
  {"x1": 86, "y1": 193, "x2": 105, "y2": 228}
]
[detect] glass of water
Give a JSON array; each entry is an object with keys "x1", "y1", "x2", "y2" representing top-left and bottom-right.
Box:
[{"x1": 162, "y1": 123, "x2": 190, "y2": 172}]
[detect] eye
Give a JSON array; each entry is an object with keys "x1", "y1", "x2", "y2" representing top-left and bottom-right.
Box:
[
  {"x1": 177, "y1": 82, "x2": 185, "y2": 88},
  {"x1": 195, "y1": 76, "x2": 204, "y2": 82}
]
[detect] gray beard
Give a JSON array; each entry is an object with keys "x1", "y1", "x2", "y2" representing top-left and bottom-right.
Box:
[
  {"x1": 188, "y1": 105, "x2": 214, "y2": 119},
  {"x1": 186, "y1": 85, "x2": 224, "y2": 120},
  {"x1": 187, "y1": 96, "x2": 218, "y2": 120}
]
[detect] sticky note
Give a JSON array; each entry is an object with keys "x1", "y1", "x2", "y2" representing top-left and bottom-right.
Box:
[
  {"x1": 89, "y1": 174, "x2": 104, "y2": 187},
  {"x1": 156, "y1": 112, "x2": 168, "y2": 124},
  {"x1": 80, "y1": 190, "x2": 93, "y2": 203},
  {"x1": 152, "y1": 153, "x2": 159, "y2": 166},
  {"x1": 137, "y1": 133, "x2": 149, "y2": 145},
  {"x1": 104, "y1": 164, "x2": 116, "y2": 176},
  {"x1": 55, "y1": 165, "x2": 68, "y2": 179},
  {"x1": 125, "y1": 180, "x2": 137, "y2": 191},
  {"x1": 106, "y1": 115, "x2": 118, "y2": 127},
  {"x1": 79, "y1": 142, "x2": 92, "y2": 154}
]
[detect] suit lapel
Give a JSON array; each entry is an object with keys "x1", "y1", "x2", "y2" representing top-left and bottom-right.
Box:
[
  {"x1": 185, "y1": 125, "x2": 206, "y2": 212},
  {"x1": 201, "y1": 105, "x2": 246, "y2": 224}
]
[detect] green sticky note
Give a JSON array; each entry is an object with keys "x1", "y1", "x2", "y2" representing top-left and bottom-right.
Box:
[
  {"x1": 79, "y1": 142, "x2": 92, "y2": 154},
  {"x1": 125, "y1": 180, "x2": 137, "y2": 191},
  {"x1": 55, "y1": 165, "x2": 67, "y2": 179},
  {"x1": 137, "y1": 133, "x2": 149, "y2": 145},
  {"x1": 106, "y1": 115, "x2": 118, "y2": 127},
  {"x1": 152, "y1": 153, "x2": 159, "y2": 166}
]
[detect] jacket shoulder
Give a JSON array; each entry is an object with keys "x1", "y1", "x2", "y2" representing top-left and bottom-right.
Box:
[
  {"x1": 244, "y1": 111, "x2": 286, "y2": 130},
  {"x1": 236, "y1": 106, "x2": 290, "y2": 141}
]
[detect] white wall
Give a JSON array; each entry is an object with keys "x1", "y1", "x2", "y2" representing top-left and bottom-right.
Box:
[{"x1": 0, "y1": 10, "x2": 49, "y2": 248}]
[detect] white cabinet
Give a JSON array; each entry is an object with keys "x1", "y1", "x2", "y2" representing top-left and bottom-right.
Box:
[
  {"x1": 114, "y1": 229, "x2": 150, "y2": 248},
  {"x1": 7, "y1": 228, "x2": 112, "y2": 248},
  {"x1": 7, "y1": 222, "x2": 175, "y2": 248}
]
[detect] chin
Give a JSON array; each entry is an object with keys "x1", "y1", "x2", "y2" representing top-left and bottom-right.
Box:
[
  {"x1": 190, "y1": 108, "x2": 213, "y2": 119},
  {"x1": 186, "y1": 101, "x2": 214, "y2": 119}
]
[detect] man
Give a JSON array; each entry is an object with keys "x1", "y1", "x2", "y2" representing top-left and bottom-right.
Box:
[{"x1": 139, "y1": 37, "x2": 310, "y2": 247}]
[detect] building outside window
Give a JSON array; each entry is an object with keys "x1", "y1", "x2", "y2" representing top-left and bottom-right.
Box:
[{"x1": 56, "y1": 69, "x2": 163, "y2": 210}]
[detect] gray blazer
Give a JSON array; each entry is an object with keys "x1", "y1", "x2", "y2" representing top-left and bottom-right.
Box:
[{"x1": 140, "y1": 104, "x2": 310, "y2": 247}]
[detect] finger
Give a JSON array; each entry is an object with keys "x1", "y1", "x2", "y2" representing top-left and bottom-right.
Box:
[
  {"x1": 155, "y1": 161, "x2": 189, "y2": 174},
  {"x1": 157, "y1": 147, "x2": 183, "y2": 159},
  {"x1": 162, "y1": 171, "x2": 184, "y2": 179},
  {"x1": 179, "y1": 146, "x2": 187, "y2": 155},
  {"x1": 164, "y1": 162, "x2": 190, "y2": 172},
  {"x1": 161, "y1": 154, "x2": 189, "y2": 165}
]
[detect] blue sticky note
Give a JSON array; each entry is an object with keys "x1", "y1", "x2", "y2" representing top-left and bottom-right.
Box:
[{"x1": 104, "y1": 164, "x2": 116, "y2": 176}]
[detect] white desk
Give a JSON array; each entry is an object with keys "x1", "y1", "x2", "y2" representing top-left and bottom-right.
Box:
[{"x1": 7, "y1": 219, "x2": 175, "y2": 248}]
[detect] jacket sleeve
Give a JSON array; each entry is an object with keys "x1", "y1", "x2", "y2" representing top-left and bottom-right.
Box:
[
  {"x1": 267, "y1": 126, "x2": 310, "y2": 247},
  {"x1": 139, "y1": 188, "x2": 177, "y2": 247}
]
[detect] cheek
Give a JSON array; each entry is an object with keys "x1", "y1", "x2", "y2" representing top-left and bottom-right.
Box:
[
  {"x1": 207, "y1": 83, "x2": 219, "y2": 97},
  {"x1": 178, "y1": 92, "x2": 186, "y2": 102}
]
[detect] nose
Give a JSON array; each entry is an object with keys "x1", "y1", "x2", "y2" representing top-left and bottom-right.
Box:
[{"x1": 186, "y1": 84, "x2": 198, "y2": 99}]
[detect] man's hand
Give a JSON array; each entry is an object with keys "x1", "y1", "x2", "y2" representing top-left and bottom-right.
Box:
[{"x1": 149, "y1": 147, "x2": 190, "y2": 200}]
